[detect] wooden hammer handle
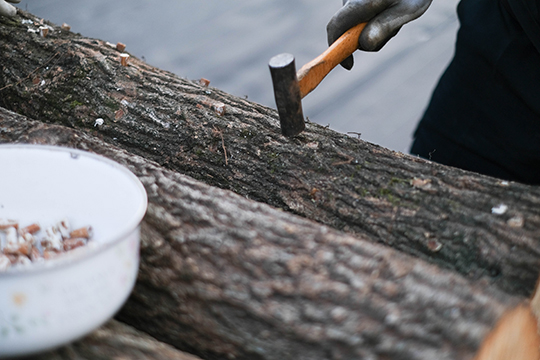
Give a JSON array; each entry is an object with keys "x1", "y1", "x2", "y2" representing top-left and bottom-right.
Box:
[{"x1": 297, "y1": 22, "x2": 367, "y2": 99}]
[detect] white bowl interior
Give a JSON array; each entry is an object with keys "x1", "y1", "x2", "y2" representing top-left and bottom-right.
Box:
[{"x1": 0, "y1": 145, "x2": 147, "y2": 249}]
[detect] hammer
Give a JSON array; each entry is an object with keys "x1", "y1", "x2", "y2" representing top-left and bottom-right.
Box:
[{"x1": 269, "y1": 22, "x2": 367, "y2": 137}]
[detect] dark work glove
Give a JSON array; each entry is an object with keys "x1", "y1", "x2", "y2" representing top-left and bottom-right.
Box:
[{"x1": 327, "y1": 0, "x2": 432, "y2": 69}]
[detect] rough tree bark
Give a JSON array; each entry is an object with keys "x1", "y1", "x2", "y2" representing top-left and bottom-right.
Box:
[
  {"x1": 0, "y1": 9, "x2": 539, "y2": 360},
  {"x1": 1, "y1": 11, "x2": 540, "y2": 297},
  {"x1": 0, "y1": 109, "x2": 522, "y2": 360},
  {"x1": 1, "y1": 11, "x2": 540, "y2": 299},
  {"x1": 29, "y1": 320, "x2": 202, "y2": 360}
]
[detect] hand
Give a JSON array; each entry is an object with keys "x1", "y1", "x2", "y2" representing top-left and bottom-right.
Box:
[
  {"x1": 327, "y1": 0, "x2": 432, "y2": 69},
  {"x1": 0, "y1": 0, "x2": 20, "y2": 18}
]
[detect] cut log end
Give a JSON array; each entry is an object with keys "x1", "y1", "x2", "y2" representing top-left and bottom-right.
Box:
[{"x1": 474, "y1": 303, "x2": 540, "y2": 360}]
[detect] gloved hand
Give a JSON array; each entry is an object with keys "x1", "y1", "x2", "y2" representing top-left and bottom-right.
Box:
[
  {"x1": 327, "y1": 0, "x2": 432, "y2": 69},
  {"x1": 0, "y1": 0, "x2": 20, "y2": 17}
]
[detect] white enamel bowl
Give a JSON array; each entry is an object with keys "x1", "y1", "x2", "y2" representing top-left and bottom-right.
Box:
[{"x1": 0, "y1": 145, "x2": 147, "y2": 358}]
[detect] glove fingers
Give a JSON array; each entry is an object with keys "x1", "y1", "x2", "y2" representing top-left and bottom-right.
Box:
[
  {"x1": 327, "y1": 2, "x2": 379, "y2": 47},
  {"x1": 359, "y1": 1, "x2": 431, "y2": 50},
  {"x1": 364, "y1": 27, "x2": 401, "y2": 51},
  {"x1": 328, "y1": 1, "x2": 383, "y2": 70},
  {"x1": 340, "y1": 55, "x2": 354, "y2": 71}
]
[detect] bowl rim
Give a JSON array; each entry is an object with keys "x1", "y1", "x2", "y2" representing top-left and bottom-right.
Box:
[{"x1": 0, "y1": 144, "x2": 148, "y2": 278}]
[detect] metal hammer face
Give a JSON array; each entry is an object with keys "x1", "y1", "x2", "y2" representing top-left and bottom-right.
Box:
[{"x1": 269, "y1": 53, "x2": 305, "y2": 137}]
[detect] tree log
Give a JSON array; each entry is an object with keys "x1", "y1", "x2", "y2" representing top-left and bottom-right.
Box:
[
  {"x1": 2, "y1": 10, "x2": 540, "y2": 296},
  {"x1": 30, "y1": 320, "x2": 202, "y2": 360},
  {"x1": 1, "y1": 11, "x2": 540, "y2": 298},
  {"x1": 1, "y1": 9, "x2": 540, "y2": 359},
  {"x1": 0, "y1": 108, "x2": 523, "y2": 360}
]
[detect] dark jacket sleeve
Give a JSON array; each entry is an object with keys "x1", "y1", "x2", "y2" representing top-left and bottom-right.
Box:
[
  {"x1": 504, "y1": 0, "x2": 540, "y2": 53},
  {"x1": 411, "y1": 0, "x2": 540, "y2": 184}
]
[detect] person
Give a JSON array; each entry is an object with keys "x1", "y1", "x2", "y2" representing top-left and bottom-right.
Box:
[
  {"x1": 0, "y1": 0, "x2": 20, "y2": 17},
  {"x1": 327, "y1": 0, "x2": 540, "y2": 185}
]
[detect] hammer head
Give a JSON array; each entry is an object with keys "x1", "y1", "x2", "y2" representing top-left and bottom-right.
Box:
[{"x1": 269, "y1": 53, "x2": 305, "y2": 137}]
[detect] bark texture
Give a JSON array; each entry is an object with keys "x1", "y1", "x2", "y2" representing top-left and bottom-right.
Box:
[
  {"x1": 0, "y1": 9, "x2": 539, "y2": 360},
  {"x1": 0, "y1": 108, "x2": 522, "y2": 360},
  {"x1": 29, "y1": 320, "x2": 202, "y2": 360},
  {"x1": 1, "y1": 11, "x2": 540, "y2": 298}
]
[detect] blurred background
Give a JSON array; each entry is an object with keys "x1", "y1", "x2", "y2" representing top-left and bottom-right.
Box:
[{"x1": 17, "y1": 0, "x2": 459, "y2": 153}]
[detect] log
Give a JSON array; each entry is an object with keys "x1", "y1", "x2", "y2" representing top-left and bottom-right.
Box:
[
  {"x1": 30, "y1": 320, "x2": 202, "y2": 360},
  {"x1": 1, "y1": 11, "x2": 540, "y2": 298},
  {"x1": 1, "y1": 9, "x2": 540, "y2": 359},
  {"x1": 0, "y1": 108, "x2": 523, "y2": 360}
]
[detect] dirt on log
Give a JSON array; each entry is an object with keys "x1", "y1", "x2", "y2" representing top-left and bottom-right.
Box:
[
  {"x1": 1, "y1": 11, "x2": 540, "y2": 297},
  {"x1": 0, "y1": 108, "x2": 522, "y2": 360}
]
